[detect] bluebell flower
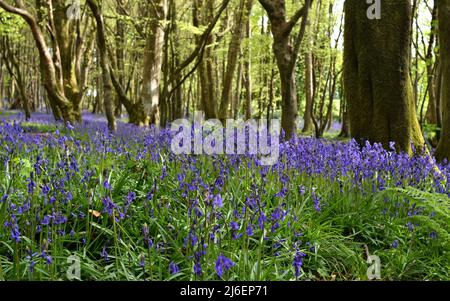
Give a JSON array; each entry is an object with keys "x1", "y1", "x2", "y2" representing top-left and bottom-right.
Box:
[
  {"x1": 139, "y1": 254, "x2": 145, "y2": 267},
  {"x1": 194, "y1": 261, "x2": 202, "y2": 276},
  {"x1": 213, "y1": 194, "x2": 223, "y2": 208},
  {"x1": 293, "y1": 251, "x2": 306, "y2": 278},
  {"x1": 215, "y1": 254, "x2": 235, "y2": 278},
  {"x1": 246, "y1": 225, "x2": 253, "y2": 236},
  {"x1": 27, "y1": 179, "x2": 36, "y2": 194},
  {"x1": 101, "y1": 246, "x2": 109, "y2": 261},
  {"x1": 29, "y1": 261, "x2": 36, "y2": 273},
  {"x1": 407, "y1": 222, "x2": 414, "y2": 232},
  {"x1": 10, "y1": 227, "x2": 21, "y2": 242},
  {"x1": 391, "y1": 240, "x2": 399, "y2": 249},
  {"x1": 258, "y1": 212, "x2": 266, "y2": 230},
  {"x1": 230, "y1": 221, "x2": 239, "y2": 231},
  {"x1": 312, "y1": 193, "x2": 321, "y2": 212},
  {"x1": 103, "y1": 180, "x2": 112, "y2": 191},
  {"x1": 170, "y1": 262, "x2": 180, "y2": 275}
]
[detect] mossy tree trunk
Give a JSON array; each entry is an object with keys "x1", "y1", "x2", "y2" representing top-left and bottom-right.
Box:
[
  {"x1": 344, "y1": 0, "x2": 424, "y2": 153},
  {"x1": 53, "y1": 1, "x2": 83, "y2": 122},
  {"x1": 434, "y1": 0, "x2": 450, "y2": 162}
]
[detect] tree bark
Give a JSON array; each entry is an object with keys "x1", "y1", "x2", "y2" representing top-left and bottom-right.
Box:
[
  {"x1": 243, "y1": 14, "x2": 252, "y2": 120},
  {"x1": 218, "y1": 0, "x2": 253, "y2": 122},
  {"x1": 344, "y1": 0, "x2": 425, "y2": 153},
  {"x1": 87, "y1": 0, "x2": 116, "y2": 132},
  {"x1": 1, "y1": 38, "x2": 31, "y2": 119},
  {"x1": 140, "y1": 0, "x2": 167, "y2": 126},
  {"x1": 114, "y1": 0, "x2": 126, "y2": 117},
  {"x1": 259, "y1": 0, "x2": 311, "y2": 139},
  {"x1": 434, "y1": 0, "x2": 450, "y2": 161},
  {"x1": 0, "y1": 0, "x2": 77, "y2": 124},
  {"x1": 53, "y1": 0, "x2": 82, "y2": 121},
  {"x1": 303, "y1": 51, "x2": 314, "y2": 133},
  {"x1": 425, "y1": 2, "x2": 438, "y2": 125}
]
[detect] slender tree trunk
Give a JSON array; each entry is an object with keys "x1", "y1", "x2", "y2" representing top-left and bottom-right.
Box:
[
  {"x1": 425, "y1": 2, "x2": 438, "y2": 125},
  {"x1": 232, "y1": 57, "x2": 243, "y2": 119},
  {"x1": 140, "y1": 0, "x2": 167, "y2": 126},
  {"x1": 303, "y1": 51, "x2": 314, "y2": 133},
  {"x1": 87, "y1": 0, "x2": 116, "y2": 131},
  {"x1": 2, "y1": 38, "x2": 31, "y2": 119},
  {"x1": 114, "y1": 0, "x2": 126, "y2": 117},
  {"x1": 434, "y1": 0, "x2": 450, "y2": 161},
  {"x1": 219, "y1": 0, "x2": 253, "y2": 122},
  {"x1": 243, "y1": 14, "x2": 252, "y2": 120},
  {"x1": 0, "y1": 59, "x2": 3, "y2": 110}
]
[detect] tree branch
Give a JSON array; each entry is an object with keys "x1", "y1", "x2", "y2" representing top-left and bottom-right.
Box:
[
  {"x1": 258, "y1": 0, "x2": 274, "y2": 13},
  {"x1": 285, "y1": 0, "x2": 312, "y2": 36}
]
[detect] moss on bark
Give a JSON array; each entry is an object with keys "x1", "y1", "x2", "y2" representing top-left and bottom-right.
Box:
[{"x1": 344, "y1": 0, "x2": 425, "y2": 154}]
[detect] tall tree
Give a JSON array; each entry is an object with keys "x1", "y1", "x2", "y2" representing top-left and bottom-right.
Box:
[
  {"x1": 344, "y1": 0, "x2": 425, "y2": 153},
  {"x1": 86, "y1": 0, "x2": 116, "y2": 131},
  {"x1": 218, "y1": 0, "x2": 253, "y2": 122},
  {"x1": 434, "y1": 0, "x2": 450, "y2": 161},
  {"x1": 259, "y1": 0, "x2": 311, "y2": 139},
  {"x1": 140, "y1": 0, "x2": 167, "y2": 125},
  {"x1": 195, "y1": 0, "x2": 218, "y2": 120}
]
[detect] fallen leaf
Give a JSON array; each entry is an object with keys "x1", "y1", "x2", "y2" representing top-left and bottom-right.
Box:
[{"x1": 89, "y1": 209, "x2": 101, "y2": 218}]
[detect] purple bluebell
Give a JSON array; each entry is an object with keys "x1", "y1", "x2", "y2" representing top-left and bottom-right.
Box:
[{"x1": 215, "y1": 254, "x2": 235, "y2": 278}]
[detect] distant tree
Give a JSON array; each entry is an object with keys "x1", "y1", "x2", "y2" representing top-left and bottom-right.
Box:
[{"x1": 259, "y1": 0, "x2": 311, "y2": 140}]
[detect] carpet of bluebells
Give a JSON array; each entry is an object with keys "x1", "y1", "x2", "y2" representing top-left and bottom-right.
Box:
[{"x1": 0, "y1": 111, "x2": 449, "y2": 281}]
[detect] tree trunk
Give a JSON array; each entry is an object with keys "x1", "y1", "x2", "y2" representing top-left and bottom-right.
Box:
[
  {"x1": 87, "y1": 0, "x2": 116, "y2": 132},
  {"x1": 218, "y1": 0, "x2": 253, "y2": 122},
  {"x1": 243, "y1": 14, "x2": 252, "y2": 120},
  {"x1": 434, "y1": 0, "x2": 450, "y2": 161},
  {"x1": 195, "y1": 0, "x2": 218, "y2": 120},
  {"x1": 0, "y1": 0, "x2": 77, "y2": 124},
  {"x1": 140, "y1": 0, "x2": 167, "y2": 126},
  {"x1": 114, "y1": 0, "x2": 126, "y2": 117},
  {"x1": 232, "y1": 58, "x2": 243, "y2": 119},
  {"x1": 2, "y1": 38, "x2": 31, "y2": 119},
  {"x1": 53, "y1": 0, "x2": 82, "y2": 121},
  {"x1": 425, "y1": 2, "x2": 438, "y2": 125},
  {"x1": 259, "y1": 0, "x2": 311, "y2": 139},
  {"x1": 344, "y1": 0, "x2": 424, "y2": 153},
  {"x1": 302, "y1": 51, "x2": 314, "y2": 133}
]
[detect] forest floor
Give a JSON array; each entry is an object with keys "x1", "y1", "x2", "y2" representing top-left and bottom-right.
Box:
[{"x1": 0, "y1": 111, "x2": 448, "y2": 281}]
